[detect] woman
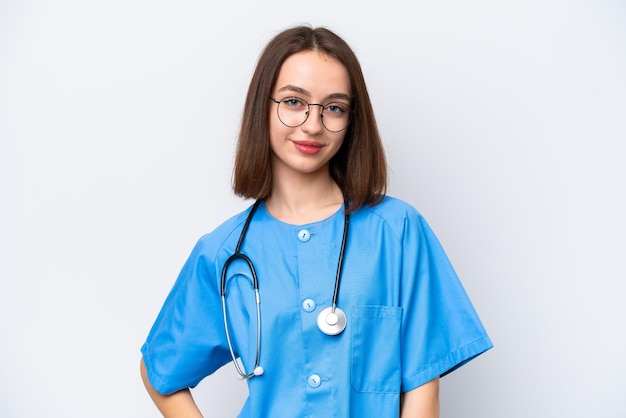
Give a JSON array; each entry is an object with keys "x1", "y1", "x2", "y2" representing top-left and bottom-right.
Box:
[{"x1": 140, "y1": 25, "x2": 492, "y2": 417}]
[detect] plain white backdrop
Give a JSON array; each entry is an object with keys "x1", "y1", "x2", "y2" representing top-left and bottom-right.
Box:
[{"x1": 1, "y1": 0, "x2": 625, "y2": 417}]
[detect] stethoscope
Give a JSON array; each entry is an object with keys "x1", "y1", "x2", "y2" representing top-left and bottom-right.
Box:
[{"x1": 220, "y1": 199, "x2": 349, "y2": 379}]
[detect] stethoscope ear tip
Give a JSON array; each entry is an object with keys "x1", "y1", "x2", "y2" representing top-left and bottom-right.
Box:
[{"x1": 253, "y1": 366, "x2": 265, "y2": 376}]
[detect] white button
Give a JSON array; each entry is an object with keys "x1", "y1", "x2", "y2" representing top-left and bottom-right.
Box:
[
  {"x1": 308, "y1": 374, "x2": 321, "y2": 388},
  {"x1": 297, "y1": 229, "x2": 311, "y2": 242},
  {"x1": 302, "y1": 298, "x2": 316, "y2": 312}
]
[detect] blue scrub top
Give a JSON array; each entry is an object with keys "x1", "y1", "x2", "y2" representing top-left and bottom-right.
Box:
[{"x1": 141, "y1": 196, "x2": 493, "y2": 417}]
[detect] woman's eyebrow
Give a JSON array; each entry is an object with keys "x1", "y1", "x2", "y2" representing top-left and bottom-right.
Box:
[
  {"x1": 325, "y1": 92, "x2": 352, "y2": 102},
  {"x1": 277, "y1": 85, "x2": 351, "y2": 102},
  {"x1": 277, "y1": 85, "x2": 310, "y2": 96}
]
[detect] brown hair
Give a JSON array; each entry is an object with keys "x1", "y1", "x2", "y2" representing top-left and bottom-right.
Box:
[{"x1": 232, "y1": 25, "x2": 387, "y2": 213}]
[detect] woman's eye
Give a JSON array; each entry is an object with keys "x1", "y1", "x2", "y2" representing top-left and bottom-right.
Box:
[
  {"x1": 284, "y1": 98, "x2": 304, "y2": 107},
  {"x1": 326, "y1": 103, "x2": 348, "y2": 115}
]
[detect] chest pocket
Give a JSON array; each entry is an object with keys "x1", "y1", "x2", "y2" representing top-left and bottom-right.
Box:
[{"x1": 350, "y1": 305, "x2": 402, "y2": 393}]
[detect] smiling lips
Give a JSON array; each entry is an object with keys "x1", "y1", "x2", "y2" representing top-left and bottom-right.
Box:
[{"x1": 292, "y1": 140, "x2": 323, "y2": 155}]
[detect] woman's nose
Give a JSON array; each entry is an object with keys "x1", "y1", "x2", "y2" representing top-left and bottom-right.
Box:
[{"x1": 301, "y1": 104, "x2": 324, "y2": 134}]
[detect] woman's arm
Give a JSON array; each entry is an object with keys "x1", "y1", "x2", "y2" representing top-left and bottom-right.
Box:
[
  {"x1": 140, "y1": 357, "x2": 204, "y2": 418},
  {"x1": 400, "y1": 377, "x2": 440, "y2": 418}
]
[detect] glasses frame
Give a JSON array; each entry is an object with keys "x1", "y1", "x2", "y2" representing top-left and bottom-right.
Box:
[{"x1": 270, "y1": 96, "x2": 353, "y2": 133}]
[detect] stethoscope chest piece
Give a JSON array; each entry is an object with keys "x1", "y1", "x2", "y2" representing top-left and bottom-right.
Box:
[{"x1": 317, "y1": 306, "x2": 347, "y2": 336}]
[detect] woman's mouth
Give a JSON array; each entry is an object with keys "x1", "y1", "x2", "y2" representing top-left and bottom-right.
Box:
[{"x1": 292, "y1": 140, "x2": 323, "y2": 155}]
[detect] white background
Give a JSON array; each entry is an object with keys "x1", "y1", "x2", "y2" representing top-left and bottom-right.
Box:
[{"x1": 1, "y1": 1, "x2": 625, "y2": 417}]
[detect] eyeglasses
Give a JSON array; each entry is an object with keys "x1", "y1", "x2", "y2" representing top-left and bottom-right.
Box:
[{"x1": 270, "y1": 96, "x2": 352, "y2": 133}]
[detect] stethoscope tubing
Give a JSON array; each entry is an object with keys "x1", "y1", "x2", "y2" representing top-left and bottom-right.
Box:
[
  {"x1": 220, "y1": 199, "x2": 349, "y2": 378},
  {"x1": 220, "y1": 201, "x2": 263, "y2": 379},
  {"x1": 331, "y1": 211, "x2": 349, "y2": 312}
]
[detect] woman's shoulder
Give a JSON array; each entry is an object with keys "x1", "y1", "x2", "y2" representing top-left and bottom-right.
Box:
[
  {"x1": 192, "y1": 204, "x2": 254, "y2": 254},
  {"x1": 356, "y1": 195, "x2": 427, "y2": 236},
  {"x1": 364, "y1": 195, "x2": 423, "y2": 221},
  {"x1": 356, "y1": 196, "x2": 445, "y2": 251}
]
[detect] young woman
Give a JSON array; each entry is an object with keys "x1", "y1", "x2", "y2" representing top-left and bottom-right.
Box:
[{"x1": 140, "y1": 25, "x2": 492, "y2": 417}]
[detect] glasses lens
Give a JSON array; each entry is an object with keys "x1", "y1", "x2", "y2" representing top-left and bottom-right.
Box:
[
  {"x1": 277, "y1": 98, "x2": 308, "y2": 128},
  {"x1": 321, "y1": 102, "x2": 351, "y2": 132},
  {"x1": 277, "y1": 98, "x2": 351, "y2": 132}
]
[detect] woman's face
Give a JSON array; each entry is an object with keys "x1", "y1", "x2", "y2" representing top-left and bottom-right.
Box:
[{"x1": 269, "y1": 50, "x2": 351, "y2": 180}]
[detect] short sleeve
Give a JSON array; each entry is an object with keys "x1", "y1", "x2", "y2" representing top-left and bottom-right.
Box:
[
  {"x1": 399, "y1": 210, "x2": 493, "y2": 392},
  {"x1": 141, "y1": 235, "x2": 233, "y2": 395}
]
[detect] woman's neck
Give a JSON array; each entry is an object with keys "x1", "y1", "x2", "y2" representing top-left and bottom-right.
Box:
[{"x1": 265, "y1": 170, "x2": 344, "y2": 225}]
